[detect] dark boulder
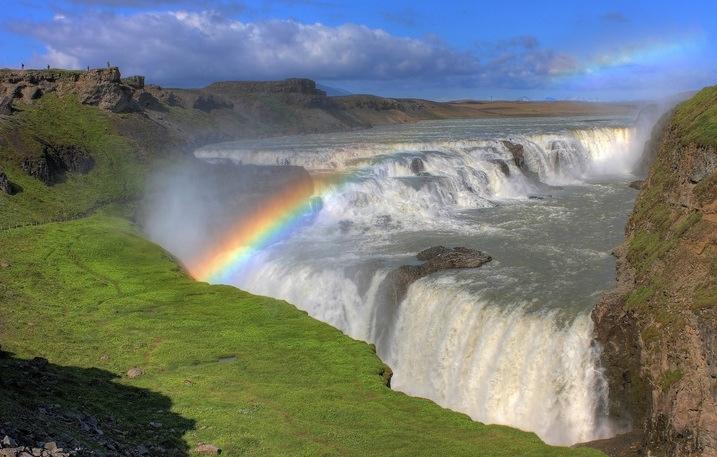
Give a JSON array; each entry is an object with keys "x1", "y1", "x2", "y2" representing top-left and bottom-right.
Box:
[
  {"x1": 0, "y1": 170, "x2": 21, "y2": 195},
  {"x1": 410, "y1": 157, "x2": 425, "y2": 175},
  {"x1": 371, "y1": 246, "x2": 492, "y2": 349},
  {"x1": 0, "y1": 95, "x2": 14, "y2": 115},
  {"x1": 489, "y1": 158, "x2": 511, "y2": 176},
  {"x1": 501, "y1": 140, "x2": 526, "y2": 170},
  {"x1": 387, "y1": 246, "x2": 492, "y2": 305},
  {"x1": 21, "y1": 143, "x2": 94, "y2": 185}
]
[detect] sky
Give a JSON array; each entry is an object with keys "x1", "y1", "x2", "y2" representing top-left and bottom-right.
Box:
[{"x1": 1, "y1": 0, "x2": 716, "y2": 101}]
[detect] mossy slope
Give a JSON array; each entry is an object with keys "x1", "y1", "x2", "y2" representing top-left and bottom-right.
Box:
[
  {"x1": 0, "y1": 216, "x2": 601, "y2": 456},
  {"x1": 0, "y1": 95, "x2": 142, "y2": 229}
]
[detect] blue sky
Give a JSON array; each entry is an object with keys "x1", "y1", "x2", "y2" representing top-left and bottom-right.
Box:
[{"x1": 1, "y1": 0, "x2": 716, "y2": 100}]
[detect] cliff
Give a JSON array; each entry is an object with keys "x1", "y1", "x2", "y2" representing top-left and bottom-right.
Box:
[
  {"x1": 593, "y1": 86, "x2": 717, "y2": 456},
  {"x1": 0, "y1": 68, "x2": 636, "y2": 154}
]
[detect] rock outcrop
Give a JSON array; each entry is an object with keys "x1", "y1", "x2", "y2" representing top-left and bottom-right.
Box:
[
  {"x1": 593, "y1": 86, "x2": 717, "y2": 457},
  {"x1": 21, "y1": 143, "x2": 94, "y2": 186},
  {"x1": 386, "y1": 246, "x2": 492, "y2": 305},
  {"x1": 0, "y1": 68, "x2": 139, "y2": 113},
  {"x1": 0, "y1": 170, "x2": 20, "y2": 195},
  {"x1": 501, "y1": 139, "x2": 545, "y2": 184}
]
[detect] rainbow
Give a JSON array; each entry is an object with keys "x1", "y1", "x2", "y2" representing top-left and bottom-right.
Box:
[
  {"x1": 189, "y1": 170, "x2": 347, "y2": 283},
  {"x1": 549, "y1": 32, "x2": 707, "y2": 84}
]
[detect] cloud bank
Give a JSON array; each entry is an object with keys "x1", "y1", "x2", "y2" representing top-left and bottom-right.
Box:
[
  {"x1": 9, "y1": 9, "x2": 712, "y2": 98},
  {"x1": 13, "y1": 10, "x2": 575, "y2": 90}
]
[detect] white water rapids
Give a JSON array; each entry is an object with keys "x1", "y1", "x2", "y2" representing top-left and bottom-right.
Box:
[{"x1": 150, "y1": 116, "x2": 646, "y2": 446}]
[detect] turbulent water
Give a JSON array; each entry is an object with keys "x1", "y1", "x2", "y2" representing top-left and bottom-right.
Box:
[{"x1": 189, "y1": 116, "x2": 643, "y2": 445}]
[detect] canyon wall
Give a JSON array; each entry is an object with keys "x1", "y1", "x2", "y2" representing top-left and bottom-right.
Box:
[{"x1": 593, "y1": 86, "x2": 717, "y2": 456}]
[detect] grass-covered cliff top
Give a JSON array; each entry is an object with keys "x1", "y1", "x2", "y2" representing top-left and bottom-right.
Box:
[
  {"x1": 0, "y1": 91, "x2": 602, "y2": 454},
  {"x1": 625, "y1": 85, "x2": 717, "y2": 330},
  {"x1": 672, "y1": 85, "x2": 717, "y2": 147}
]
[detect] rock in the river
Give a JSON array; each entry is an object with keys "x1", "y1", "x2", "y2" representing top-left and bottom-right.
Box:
[
  {"x1": 387, "y1": 246, "x2": 492, "y2": 305},
  {"x1": 488, "y1": 159, "x2": 511, "y2": 176},
  {"x1": 501, "y1": 140, "x2": 545, "y2": 184},
  {"x1": 501, "y1": 140, "x2": 526, "y2": 170},
  {"x1": 410, "y1": 157, "x2": 425, "y2": 175},
  {"x1": 416, "y1": 246, "x2": 450, "y2": 261}
]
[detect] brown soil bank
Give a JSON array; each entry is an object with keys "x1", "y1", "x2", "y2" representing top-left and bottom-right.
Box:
[{"x1": 592, "y1": 86, "x2": 717, "y2": 456}]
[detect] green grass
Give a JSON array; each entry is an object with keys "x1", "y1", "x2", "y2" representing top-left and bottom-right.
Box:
[
  {"x1": 659, "y1": 369, "x2": 684, "y2": 392},
  {"x1": 672, "y1": 85, "x2": 717, "y2": 146},
  {"x1": 0, "y1": 95, "x2": 143, "y2": 228},
  {"x1": 0, "y1": 215, "x2": 602, "y2": 456}
]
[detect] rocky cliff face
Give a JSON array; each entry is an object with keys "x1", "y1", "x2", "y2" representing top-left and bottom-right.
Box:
[
  {"x1": 593, "y1": 86, "x2": 717, "y2": 456},
  {"x1": 0, "y1": 68, "x2": 140, "y2": 113}
]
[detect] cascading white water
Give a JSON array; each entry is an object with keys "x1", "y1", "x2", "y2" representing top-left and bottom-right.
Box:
[
  {"x1": 385, "y1": 278, "x2": 612, "y2": 445},
  {"x1": 149, "y1": 117, "x2": 642, "y2": 446}
]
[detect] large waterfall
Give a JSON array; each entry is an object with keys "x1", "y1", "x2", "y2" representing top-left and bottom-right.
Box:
[{"x1": 148, "y1": 117, "x2": 641, "y2": 446}]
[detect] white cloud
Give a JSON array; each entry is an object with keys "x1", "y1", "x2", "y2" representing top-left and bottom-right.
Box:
[
  {"x1": 14, "y1": 10, "x2": 581, "y2": 90},
  {"x1": 17, "y1": 11, "x2": 483, "y2": 86}
]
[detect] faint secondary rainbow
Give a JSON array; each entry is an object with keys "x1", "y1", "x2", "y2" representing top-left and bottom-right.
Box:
[
  {"x1": 549, "y1": 32, "x2": 707, "y2": 84},
  {"x1": 189, "y1": 170, "x2": 350, "y2": 284}
]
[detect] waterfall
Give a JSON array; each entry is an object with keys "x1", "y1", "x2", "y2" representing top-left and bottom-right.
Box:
[{"x1": 146, "y1": 120, "x2": 638, "y2": 446}]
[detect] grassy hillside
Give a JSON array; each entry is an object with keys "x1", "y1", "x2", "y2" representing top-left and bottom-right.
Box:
[
  {"x1": 0, "y1": 95, "x2": 142, "y2": 228},
  {"x1": 0, "y1": 94, "x2": 604, "y2": 455},
  {"x1": 0, "y1": 215, "x2": 603, "y2": 456}
]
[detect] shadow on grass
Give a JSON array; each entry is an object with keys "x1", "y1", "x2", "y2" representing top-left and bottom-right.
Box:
[{"x1": 0, "y1": 349, "x2": 195, "y2": 456}]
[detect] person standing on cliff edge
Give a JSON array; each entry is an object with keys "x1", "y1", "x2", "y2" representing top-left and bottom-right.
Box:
[{"x1": 20, "y1": 63, "x2": 24, "y2": 70}]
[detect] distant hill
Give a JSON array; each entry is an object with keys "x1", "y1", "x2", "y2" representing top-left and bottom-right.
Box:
[
  {"x1": 316, "y1": 83, "x2": 352, "y2": 96},
  {"x1": 0, "y1": 68, "x2": 638, "y2": 158}
]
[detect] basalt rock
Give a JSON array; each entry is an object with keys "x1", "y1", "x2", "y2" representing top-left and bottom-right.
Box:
[
  {"x1": 370, "y1": 246, "x2": 492, "y2": 350},
  {"x1": 592, "y1": 93, "x2": 717, "y2": 456},
  {"x1": 501, "y1": 139, "x2": 545, "y2": 184},
  {"x1": 489, "y1": 158, "x2": 511, "y2": 176},
  {"x1": 0, "y1": 68, "x2": 138, "y2": 113},
  {"x1": 21, "y1": 143, "x2": 94, "y2": 186},
  {"x1": 121, "y1": 75, "x2": 145, "y2": 90},
  {"x1": 0, "y1": 95, "x2": 14, "y2": 115},
  {"x1": 387, "y1": 246, "x2": 492, "y2": 305},
  {"x1": 501, "y1": 140, "x2": 526, "y2": 170},
  {"x1": 410, "y1": 157, "x2": 425, "y2": 175},
  {"x1": 0, "y1": 170, "x2": 21, "y2": 195}
]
